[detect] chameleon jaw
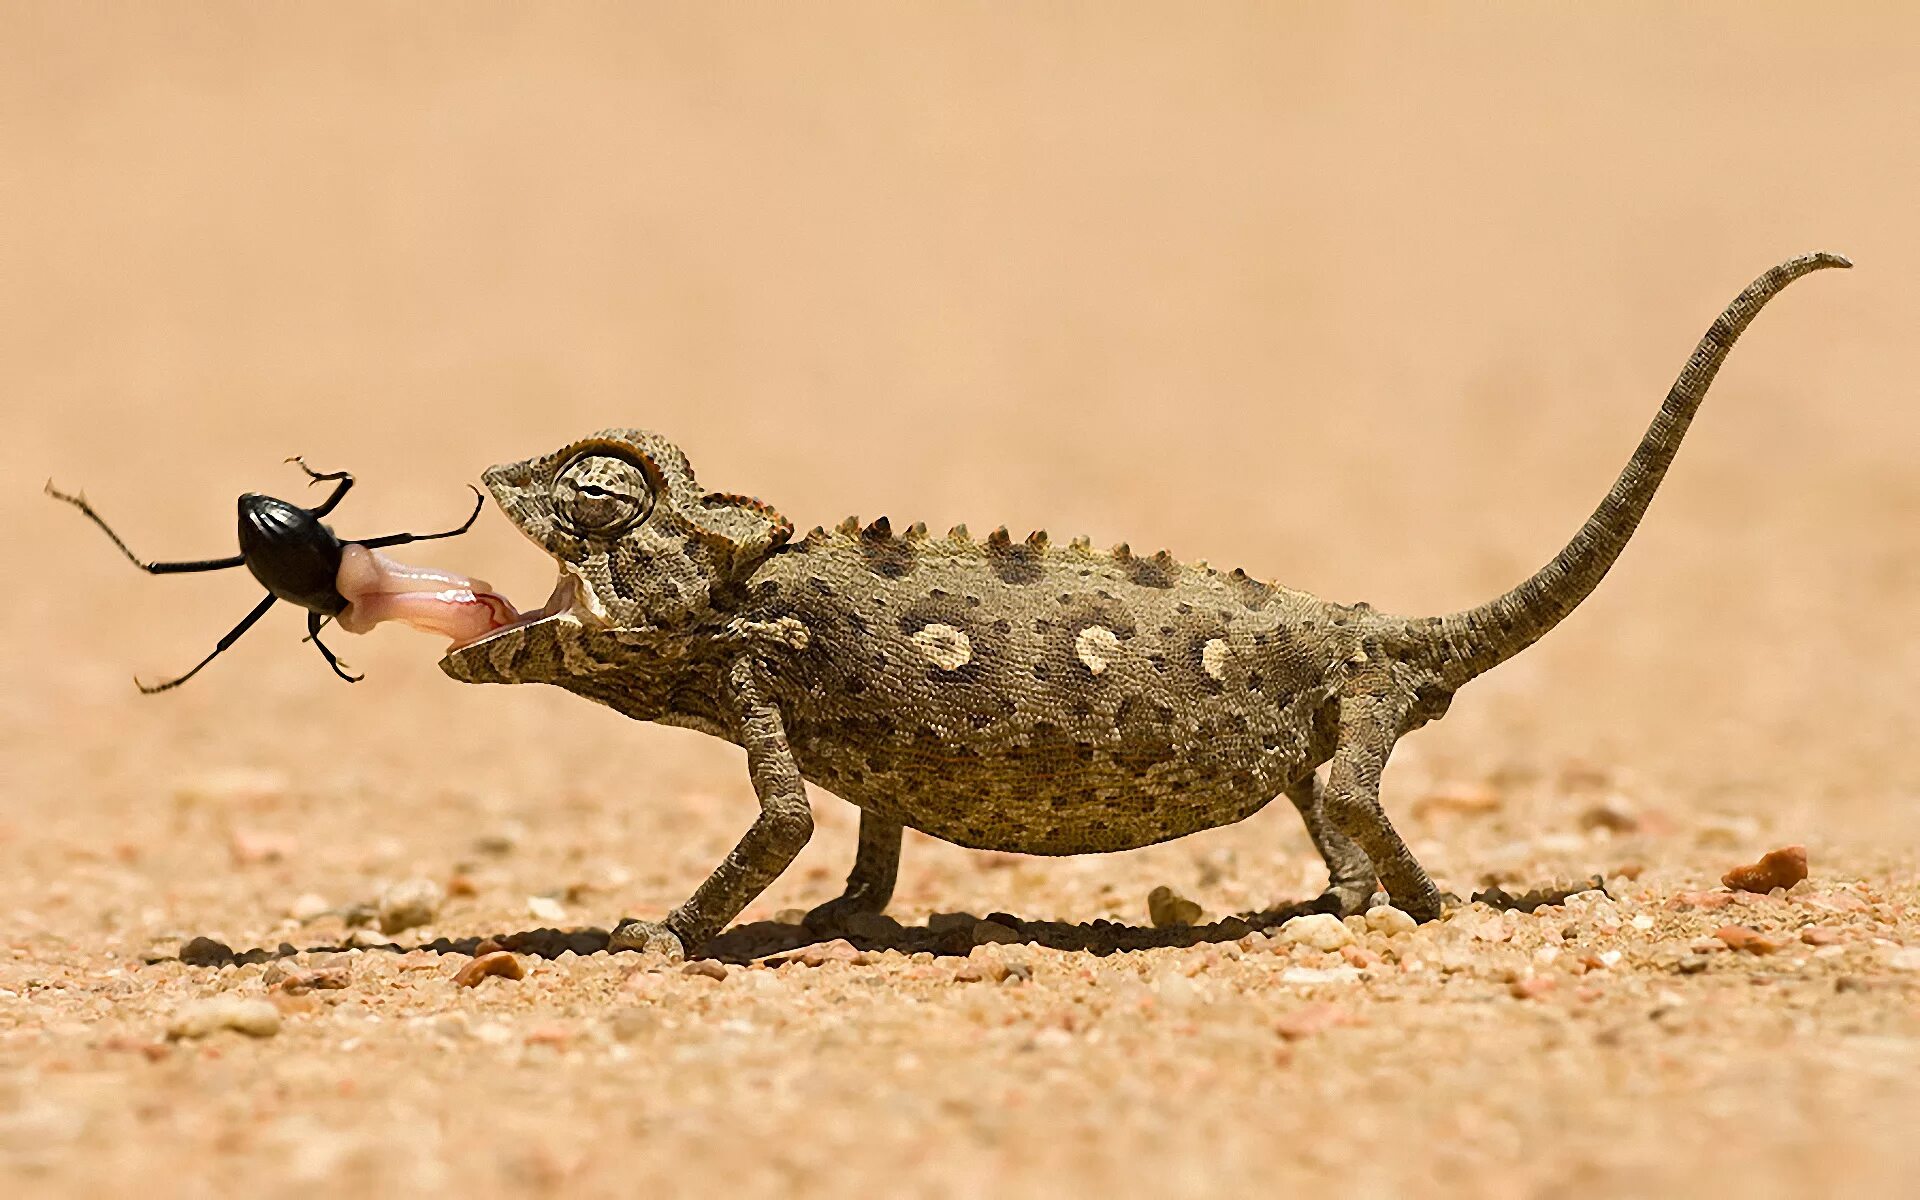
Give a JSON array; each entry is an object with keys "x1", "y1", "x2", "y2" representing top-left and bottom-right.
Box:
[{"x1": 440, "y1": 564, "x2": 590, "y2": 655}]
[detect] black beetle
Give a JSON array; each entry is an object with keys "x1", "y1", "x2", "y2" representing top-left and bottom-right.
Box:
[{"x1": 47, "y1": 458, "x2": 482, "y2": 693}]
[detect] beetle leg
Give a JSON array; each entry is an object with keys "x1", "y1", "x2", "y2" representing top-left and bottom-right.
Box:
[
  {"x1": 286, "y1": 457, "x2": 355, "y2": 518},
  {"x1": 46, "y1": 483, "x2": 246, "y2": 574},
  {"x1": 135, "y1": 593, "x2": 278, "y2": 694},
  {"x1": 305, "y1": 610, "x2": 363, "y2": 683}
]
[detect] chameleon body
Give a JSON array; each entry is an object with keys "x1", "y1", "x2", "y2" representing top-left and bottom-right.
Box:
[{"x1": 439, "y1": 253, "x2": 1847, "y2": 958}]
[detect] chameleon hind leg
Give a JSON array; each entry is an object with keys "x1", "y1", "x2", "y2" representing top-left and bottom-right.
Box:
[
  {"x1": 1319, "y1": 667, "x2": 1444, "y2": 921},
  {"x1": 804, "y1": 810, "x2": 904, "y2": 931},
  {"x1": 1283, "y1": 772, "x2": 1378, "y2": 917}
]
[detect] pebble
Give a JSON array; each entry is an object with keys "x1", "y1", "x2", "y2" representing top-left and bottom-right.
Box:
[
  {"x1": 955, "y1": 950, "x2": 1020, "y2": 984},
  {"x1": 1578, "y1": 797, "x2": 1641, "y2": 834},
  {"x1": 1799, "y1": 926, "x2": 1844, "y2": 946},
  {"x1": 178, "y1": 936, "x2": 234, "y2": 967},
  {"x1": 790, "y1": 940, "x2": 862, "y2": 968},
  {"x1": 376, "y1": 878, "x2": 444, "y2": 935},
  {"x1": 1364, "y1": 906, "x2": 1418, "y2": 936},
  {"x1": 272, "y1": 967, "x2": 351, "y2": 995},
  {"x1": 1714, "y1": 925, "x2": 1788, "y2": 955},
  {"x1": 526, "y1": 895, "x2": 568, "y2": 924},
  {"x1": 1146, "y1": 886, "x2": 1203, "y2": 929},
  {"x1": 228, "y1": 828, "x2": 297, "y2": 866},
  {"x1": 1508, "y1": 976, "x2": 1557, "y2": 1000},
  {"x1": 472, "y1": 826, "x2": 522, "y2": 856},
  {"x1": 166, "y1": 996, "x2": 282, "y2": 1040},
  {"x1": 454, "y1": 951, "x2": 526, "y2": 987},
  {"x1": 844, "y1": 911, "x2": 906, "y2": 941},
  {"x1": 1722, "y1": 845, "x2": 1808, "y2": 894},
  {"x1": 1278, "y1": 912, "x2": 1355, "y2": 951},
  {"x1": 971, "y1": 919, "x2": 1021, "y2": 945},
  {"x1": 1889, "y1": 947, "x2": 1920, "y2": 972},
  {"x1": 287, "y1": 893, "x2": 331, "y2": 922},
  {"x1": 682, "y1": 960, "x2": 728, "y2": 981},
  {"x1": 1669, "y1": 891, "x2": 1737, "y2": 910}
]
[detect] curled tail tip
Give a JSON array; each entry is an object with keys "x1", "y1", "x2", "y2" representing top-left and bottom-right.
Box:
[{"x1": 1791, "y1": 250, "x2": 1852, "y2": 273}]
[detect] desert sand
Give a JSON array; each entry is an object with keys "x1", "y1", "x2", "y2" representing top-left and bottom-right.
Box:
[{"x1": 3, "y1": 5, "x2": 1917, "y2": 1197}]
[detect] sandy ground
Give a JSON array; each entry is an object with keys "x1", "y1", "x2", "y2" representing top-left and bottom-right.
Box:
[{"x1": 4, "y1": 5, "x2": 1919, "y2": 1197}]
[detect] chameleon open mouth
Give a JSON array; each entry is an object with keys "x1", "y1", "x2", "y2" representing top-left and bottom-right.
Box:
[{"x1": 335, "y1": 544, "x2": 583, "y2": 652}]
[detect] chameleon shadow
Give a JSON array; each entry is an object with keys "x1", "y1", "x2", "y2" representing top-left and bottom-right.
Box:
[{"x1": 167, "y1": 877, "x2": 1600, "y2": 969}]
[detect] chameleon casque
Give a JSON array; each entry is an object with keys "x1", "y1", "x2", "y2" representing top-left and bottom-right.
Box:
[{"x1": 422, "y1": 253, "x2": 1847, "y2": 959}]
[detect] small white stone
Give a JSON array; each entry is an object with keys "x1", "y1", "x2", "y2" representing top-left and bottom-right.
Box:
[
  {"x1": 1279, "y1": 912, "x2": 1357, "y2": 951},
  {"x1": 1201, "y1": 638, "x2": 1230, "y2": 681},
  {"x1": 375, "y1": 878, "x2": 443, "y2": 935},
  {"x1": 1888, "y1": 946, "x2": 1920, "y2": 972},
  {"x1": 287, "y1": 893, "x2": 331, "y2": 922},
  {"x1": 1075, "y1": 625, "x2": 1120, "y2": 674},
  {"x1": 1630, "y1": 914, "x2": 1656, "y2": 932},
  {"x1": 910, "y1": 623, "x2": 973, "y2": 671},
  {"x1": 166, "y1": 996, "x2": 281, "y2": 1040},
  {"x1": 526, "y1": 895, "x2": 568, "y2": 924},
  {"x1": 1364, "y1": 905, "x2": 1418, "y2": 936}
]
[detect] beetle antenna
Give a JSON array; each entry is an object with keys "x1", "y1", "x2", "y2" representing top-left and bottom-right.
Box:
[{"x1": 353, "y1": 486, "x2": 486, "y2": 550}]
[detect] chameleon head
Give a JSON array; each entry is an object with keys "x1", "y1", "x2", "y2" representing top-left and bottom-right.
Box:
[{"x1": 438, "y1": 429, "x2": 792, "y2": 685}]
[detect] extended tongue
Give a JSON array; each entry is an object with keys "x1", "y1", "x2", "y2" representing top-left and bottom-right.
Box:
[{"x1": 335, "y1": 544, "x2": 520, "y2": 643}]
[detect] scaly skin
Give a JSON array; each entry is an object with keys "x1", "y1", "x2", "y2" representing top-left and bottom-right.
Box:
[{"x1": 440, "y1": 252, "x2": 1849, "y2": 958}]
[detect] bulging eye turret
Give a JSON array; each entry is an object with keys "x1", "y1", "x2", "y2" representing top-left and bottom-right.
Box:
[{"x1": 553, "y1": 453, "x2": 654, "y2": 536}]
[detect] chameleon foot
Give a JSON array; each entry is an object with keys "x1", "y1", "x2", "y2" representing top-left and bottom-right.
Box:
[
  {"x1": 1305, "y1": 882, "x2": 1383, "y2": 919},
  {"x1": 801, "y1": 894, "x2": 887, "y2": 933},
  {"x1": 609, "y1": 918, "x2": 686, "y2": 961}
]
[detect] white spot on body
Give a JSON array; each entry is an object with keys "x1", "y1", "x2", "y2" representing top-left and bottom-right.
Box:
[
  {"x1": 1075, "y1": 625, "x2": 1121, "y2": 674},
  {"x1": 912, "y1": 623, "x2": 973, "y2": 671},
  {"x1": 1202, "y1": 638, "x2": 1230, "y2": 681}
]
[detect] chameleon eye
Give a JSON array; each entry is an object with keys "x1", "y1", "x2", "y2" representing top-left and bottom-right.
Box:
[{"x1": 553, "y1": 454, "x2": 654, "y2": 536}]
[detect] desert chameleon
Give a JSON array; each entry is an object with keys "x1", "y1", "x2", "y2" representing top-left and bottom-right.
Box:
[{"x1": 433, "y1": 252, "x2": 1848, "y2": 958}]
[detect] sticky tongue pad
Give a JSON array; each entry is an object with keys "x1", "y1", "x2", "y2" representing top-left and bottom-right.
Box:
[{"x1": 335, "y1": 544, "x2": 520, "y2": 645}]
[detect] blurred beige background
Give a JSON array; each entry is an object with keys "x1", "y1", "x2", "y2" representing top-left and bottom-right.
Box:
[
  {"x1": 5, "y1": 2, "x2": 1913, "y2": 833},
  {"x1": 1, "y1": 5, "x2": 1916, "y2": 1196}
]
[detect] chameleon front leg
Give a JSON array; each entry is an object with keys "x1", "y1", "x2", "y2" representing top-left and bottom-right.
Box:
[
  {"x1": 804, "y1": 810, "x2": 904, "y2": 930},
  {"x1": 609, "y1": 660, "x2": 815, "y2": 958},
  {"x1": 1283, "y1": 772, "x2": 1378, "y2": 917},
  {"x1": 1320, "y1": 668, "x2": 1444, "y2": 922}
]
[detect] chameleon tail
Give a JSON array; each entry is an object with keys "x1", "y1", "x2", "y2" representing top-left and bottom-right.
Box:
[{"x1": 1416, "y1": 251, "x2": 1850, "y2": 689}]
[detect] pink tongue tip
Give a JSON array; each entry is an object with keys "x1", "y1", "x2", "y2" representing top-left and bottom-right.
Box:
[{"x1": 335, "y1": 545, "x2": 520, "y2": 646}]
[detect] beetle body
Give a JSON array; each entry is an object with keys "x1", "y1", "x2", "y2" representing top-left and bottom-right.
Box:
[
  {"x1": 49, "y1": 459, "x2": 482, "y2": 692},
  {"x1": 237, "y1": 494, "x2": 349, "y2": 615}
]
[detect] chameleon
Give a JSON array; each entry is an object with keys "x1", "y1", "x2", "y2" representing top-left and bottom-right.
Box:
[{"x1": 409, "y1": 252, "x2": 1848, "y2": 959}]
